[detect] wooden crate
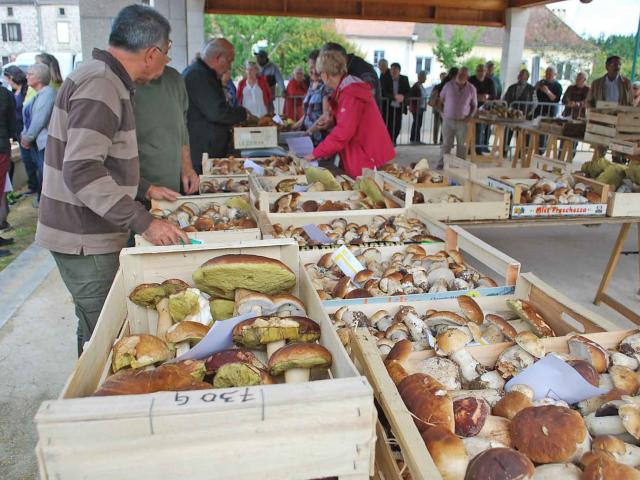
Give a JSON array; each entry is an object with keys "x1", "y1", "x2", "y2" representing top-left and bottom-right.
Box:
[
  {"x1": 443, "y1": 154, "x2": 572, "y2": 184},
  {"x1": 233, "y1": 126, "x2": 278, "y2": 149},
  {"x1": 573, "y1": 173, "x2": 640, "y2": 218},
  {"x1": 344, "y1": 276, "x2": 621, "y2": 480},
  {"x1": 35, "y1": 240, "x2": 376, "y2": 480},
  {"x1": 610, "y1": 139, "x2": 640, "y2": 156},
  {"x1": 586, "y1": 107, "x2": 640, "y2": 144},
  {"x1": 135, "y1": 194, "x2": 261, "y2": 246},
  {"x1": 202, "y1": 155, "x2": 303, "y2": 177},
  {"x1": 198, "y1": 174, "x2": 250, "y2": 194},
  {"x1": 409, "y1": 180, "x2": 510, "y2": 221},
  {"x1": 299, "y1": 224, "x2": 521, "y2": 307},
  {"x1": 487, "y1": 174, "x2": 609, "y2": 218}
]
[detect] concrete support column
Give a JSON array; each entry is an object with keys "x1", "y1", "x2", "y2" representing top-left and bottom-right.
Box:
[
  {"x1": 500, "y1": 7, "x2": 529, "y2": 91},
  {"x1": 187, "y1": 0, "x2": 205, "y2": 64}
]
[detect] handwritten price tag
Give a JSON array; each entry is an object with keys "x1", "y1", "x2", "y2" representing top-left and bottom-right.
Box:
[
  {"x1": 243, "y1": 159, "x2": 265, "y2": 175},
  {"x1": 330, "y1": 245, "x2": 365, "y2": 279},
  {"x1": 173, "y1": 386, "x2": 259, "y2": 407}
]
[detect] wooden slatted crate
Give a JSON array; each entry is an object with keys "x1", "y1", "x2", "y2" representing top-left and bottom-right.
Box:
[
  {"x1": 35, "y1": 240, "x2": 376, "y2": 480},
  {"x1": 586, "y1": 107, "x2": 640, "y2": 146}
]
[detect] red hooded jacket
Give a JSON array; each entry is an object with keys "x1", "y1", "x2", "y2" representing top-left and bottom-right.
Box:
[
  {"x1": 237, "y1": 76, "x2": 273, "y2": 111},
  {"x1": 313, "y1": 75, "x2": 394, "y2": 178}
]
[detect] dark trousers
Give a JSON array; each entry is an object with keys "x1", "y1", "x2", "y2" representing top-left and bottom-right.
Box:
[
  {"x1": 19, "y1": 144, "x2": 39, "y2": 192},
  {"x1": 34, "y1": 148, "x2": 45, "y2": 200},
  {"x1": 52, "y1": 251, "x2": 120, "y2": 356},
  {"x1": 433, "y1": 111, "x2": 442, "y2": 144},
  {"x1": 386, "y1": 106, "x2": 403, "y2": 144},
  {"x1": 410, "y1": 109, "x2": 425, "y2": 142},
  {"x1": 475, "y1": 122, "x2": 491, "y2": 153}
]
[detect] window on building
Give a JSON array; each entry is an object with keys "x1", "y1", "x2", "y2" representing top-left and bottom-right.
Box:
[
  {"x1": 57, "y1": 22, "x2": 70, "y2": 44},
  {"x1": 531, "y1": 56, "x2": 541, "y2": 84},
  {"x1": 373, "y1": 50, "x2": 385, "y2": 65},
  {"x1": 415, "y1": 57, "x2": 432, "y2": 75},
  {"x1": 7, "y1": 7, "x2": 13, "y2": 17},
  {"x1": 1, "y1": 56, "x2": 9, "y2": 65},
  {"x1": 1, "y1": 23, "x2": 22, "y2": 42},
  {"x1": 58, "y1": 7, "x2": 65, "y2": 16}
]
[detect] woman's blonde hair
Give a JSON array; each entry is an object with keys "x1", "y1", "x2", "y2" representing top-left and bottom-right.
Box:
[{"x1": 316, "y1": 50, "x2": 347, "y2": 77}]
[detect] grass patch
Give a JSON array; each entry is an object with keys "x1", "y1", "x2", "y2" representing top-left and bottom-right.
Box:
[{"x1": 0, "y1": 195, "x2": 39, "y2": 272}]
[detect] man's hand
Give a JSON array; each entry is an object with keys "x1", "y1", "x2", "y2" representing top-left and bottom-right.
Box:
[
  {"x1": 395, "y1": 94, "x2": 405, "y2": 103},
  {"x1": 304, "y1": 153, "x2": 315, "y2": 162},
  {"x1": 20, "y1": 137, "x2": 30, "y2": 149},
  {"x1": 181, "y1": 168, "x2": 200, "y2": 195},
  {"x1": 142, "y1": 218, "x2": 189, "y2": 246},
  {"x1": 146, "y1": 185, "x2": 180, "y2": 202}
]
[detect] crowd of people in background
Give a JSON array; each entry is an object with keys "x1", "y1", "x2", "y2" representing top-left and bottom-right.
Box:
[{"x1": 0, "y1": 3, "x2": 637, "y2": 351}]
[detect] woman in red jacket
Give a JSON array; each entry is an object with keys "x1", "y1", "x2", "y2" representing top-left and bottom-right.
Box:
[
  {"x1": 283, "y1": 66, "x2": 308, "y2": 121},
  {"x1": 304, "y1": 50, "x2": 394, "y2": 178},
  {"x1": 237, "y1": 62, "x2": 273, "y2": 118}
]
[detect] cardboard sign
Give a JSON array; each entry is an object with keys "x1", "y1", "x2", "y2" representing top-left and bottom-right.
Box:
[
  {"x1": 330, "y1": 245, "x2": 365, "y2": 279},
  {"x1": 243, "y1": 159, "x2": 265, "y2": 175},
  {"x1": 287, "y1": 136, "x2": 314, "y2": 157}
]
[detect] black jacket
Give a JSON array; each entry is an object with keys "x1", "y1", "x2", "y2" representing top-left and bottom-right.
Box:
[
  {"x1": 347, "y1": 54, "x2": 381, "y2": 109},
  {"x1": 182, "y1": 59, "x2": 247, "y2": 173},
  {"x1": 381, "y1": 74, "x2": 411, "y2": 114},
  {"x1": 0, "y1": 88, "x2": 17, "y2": 153}
]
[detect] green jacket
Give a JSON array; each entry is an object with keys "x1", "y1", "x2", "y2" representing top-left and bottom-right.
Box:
[{"x1": 134, "y1": 66, "x2": 189, "y2": 192}]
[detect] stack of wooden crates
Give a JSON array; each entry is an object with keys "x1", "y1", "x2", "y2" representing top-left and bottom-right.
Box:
[{"x1": 585, "y1": 106, "x2": 640, "y2": 147}]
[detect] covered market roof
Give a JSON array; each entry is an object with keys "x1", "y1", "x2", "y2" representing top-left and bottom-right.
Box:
[{"x1": 204, "y1": 0, "x2": 561, "y2": 28}]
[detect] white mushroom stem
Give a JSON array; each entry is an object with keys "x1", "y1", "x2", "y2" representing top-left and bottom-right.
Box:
[
  {"x1": 284, "y1": 368, "x2": 311, "y2": 383},
  {"x1": 611, "y1": 442, "x2": 640, "y2": 467},
  {"x1": 599, "y1": 373, "x2": 614, "y2": 391},
  {"x1": 156, "y1": 298, "x2": 172, "y2": 341},
  {"x1": 609, "y1": 351, "x2": 640, "y2": 370},
  {"x1": 462, "y1": 437, "x2": 506, "y2": 459},
  {"x1": 450, "y1": 348, "x2": 484, "y2": 383},
  {"x1": 450, "y1": 389, "x2": 502, "y2": 407},
  {"x1": 175, "y1": 341, "x2": 190, "y2": 358},
  {"x1": 266, "y1": 340, "x2": 286, "y2": 359},
  {"x1": 584, "y1": 413, "x2": 630, "y2": 437}
]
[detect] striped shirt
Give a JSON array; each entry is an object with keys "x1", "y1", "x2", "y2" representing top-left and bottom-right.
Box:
[{"x1": 36, "y1": 49, "x2": 153, "y2": 255}]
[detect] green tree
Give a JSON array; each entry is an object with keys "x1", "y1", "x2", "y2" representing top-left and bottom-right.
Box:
[
  {"x1": 205, "y1": 15, "x2": 359, "y2": 79},
  {"x1": 588, "y1": 34, "x2": 636, "y2": 79},
  {"x1": 432, "y1": 25, "x2": 484, "y2": 70},
  {"x1": 461, "y1": 56, "x2": 500, "y2": 77}
]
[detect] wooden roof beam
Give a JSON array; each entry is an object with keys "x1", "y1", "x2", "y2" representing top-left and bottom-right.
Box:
[{"x1": 510, "y1": 0, "x2": 557, "y2": 7}]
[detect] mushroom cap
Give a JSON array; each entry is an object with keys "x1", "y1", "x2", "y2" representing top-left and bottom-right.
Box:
[
  {"x1": 511, "y1": 405, "x2": 588, "y2": 464},
  {"x1": 532, "y1": 463, "x2": 582, "y2": 480},
  {"x1": 354, "y1": 269, "x2": 375, "y2": 284},
  {"x1": 333, "y1": 277, "x2": 354, "y2": 298},
  {"x1": 271, "y1": 294, "x2": 306, "y2": 316},
  {"x1": 344, "y1": 288, "x2": 372, "y2": 299},
  {"x1": 619, "y1": 331, "x2": 640, "y2": 356},
  {"x1": 384, "y1": 339, "x2": 413, "y2": 365},
  {"x1": 236, "y1": 292, "x2": 276, "y2": 315},
  {"x1": 496, "y1": 345, "x2": 535, "y2": 379},
  {"x1": 128, "y1": 283, "x2": 166, "y2": 308},
  {"x1": 619, "y1": 403, "x2": 640, "y2": 440},
  {"x1": 161, "y1": 278, "x2": 190, "y2": 296},
  {"x1": 267, "y1": 342, "x2": 332, "y2": 376},
  {"x1": 457, "y1": 296, "x2": 484, "y2": 325},
  {"x1": 386, "y1": 360, "x2": 410, "y2": 385},
  {"x1": 421, "y1": 426, "x2": 468, "y2": 480},
  {"x1": 165, "y1": 321, "x2": 209, "y2": 345},
  {"x1": 435, "y1": 328, "x2": 471, "y2": 356},
  {"x1": 397, "y1": 373, "x2": 454, "y2": 432},
  {"x1": 232, "y1": 316, "x2": 301, "y2": 349},
  {"x1": 567, "y1": 359, "x2": 600, "y2": 387},
  {"x1": 515, "y1": 331, "x2": 545, "y2": 358},
  {"x1": 205, "y1": 348, "x2": 265, "y2": 374},
  {"x1": 485, "y1": 314, "x2": 517, "y2": 342},
  {"x1": 591, "y1": 435, "x2": 626, "y2": 456},
  {"x1": 582, "y1": 450, "x2": 640, "y2": 480},
  {"x1": 506, "y1": 299, "x2": 555, "y2": 337},
  {"x1": 454, "y1": 397, "x2": 490, "y2": 437},
  {"x1": 193, "y1": 254, "x2": 296, "y2": 299},
  {"x1": 288, "y1": 316, "x2": 321, "y2": 343},
  {"x1": 426, "y1": 310, "x2": 468, "y2": 327},
  {"x1": 112, "y1": 334, "x2": 171, "y2": 372},
  {"x1": 609, "y1": 365, "x2": 640, "y2": 395},
  {"x1": 213, "y1": 362, "x2": 263, "y2": 388},
  {"x1": 568, "y1": 335, "x2": 610, "y2": 373},
  {"x1": 416, "y1": 357, "x2": 462, "y2": 390},
  {"x1": 168, "y1": 288, "x2": 202, "y2": 322},
  {"x1": 465, "y1": 447, "x2": 534, "y2": 480},
  {"x1": 492, "y1": 391, "x2": 533, "y2": 420}
]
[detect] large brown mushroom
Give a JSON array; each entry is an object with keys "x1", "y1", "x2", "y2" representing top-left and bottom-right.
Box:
[
  {"x1": 111, "y1": 334, "x2": 172, "y2": 373},
  {"x1": 268, "y1": 342, "x2": 332, "y2": 383},
  {"x1": 464, "y1": 447, "x2": 534, "y2": 480}
]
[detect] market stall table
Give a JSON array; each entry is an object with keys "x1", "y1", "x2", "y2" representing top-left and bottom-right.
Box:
[
  {"x1": 447, "y1": 216, "x2": 640, "y2": 324},
  {"x1": 465, "y1": 117, "x2": 529, "y2": 165}
]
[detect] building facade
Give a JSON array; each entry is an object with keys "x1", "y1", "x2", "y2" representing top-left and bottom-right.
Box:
[{"x1": 0, "y1": 1, "x2": 81, "y2": 65}]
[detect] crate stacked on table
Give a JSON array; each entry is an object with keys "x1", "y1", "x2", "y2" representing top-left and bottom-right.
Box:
[
  {"x1": 35, "y1": 240, "x2": 376, "y2": 480},
  {"x1": 585, "y1": 106, "x2": 640, "y2": 147},
  {"x1": 538, "y1": 117, "x2": 586, "y2": 138}
]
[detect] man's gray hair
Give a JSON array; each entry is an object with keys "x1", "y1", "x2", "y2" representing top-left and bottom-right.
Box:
[
  {"x1": 108, "y1": 4, "x2": 170, "y2": 52},
  {"x1": 201, "y1": 38, "x2": 232, "y2": 62},
  {"x1": 28, "y1": 63, "x2": 51, "y2": 85}
]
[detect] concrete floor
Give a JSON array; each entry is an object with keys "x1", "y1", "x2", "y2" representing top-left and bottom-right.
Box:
[{"x1": 0, "y1": 146, "x2": 638, "y2": 478}]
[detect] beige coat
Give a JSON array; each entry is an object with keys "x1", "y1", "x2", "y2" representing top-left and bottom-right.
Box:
[{"x1": 587, "y1": 75, "x2": 633, "y2": 108}]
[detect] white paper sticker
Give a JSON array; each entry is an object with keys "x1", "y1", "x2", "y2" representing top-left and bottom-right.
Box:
[
  {"x1": 243, "y1": 159, "x2": 265, "y2": 175},
  {"x1": 173, "y1": 312, "x2": 257, "y2": 362},
  {"x1": 505, "y1": 354, "x2": 607, "y2": 404},
  {"x1": 287, "y1": 136, "x2": 314, "y2": 157},
  {"x1": 178, "y1": 217, "x2": 189, "y2": 229},
  {"x1": 272, "y1": 114, "x2": 284, "y2": 125},
  {"x1": 302, "y1": 224, "x2": 333, "y2": 244},
  {"x1": 330, "y1": 245, "x2": 365, "y2": 279},
  {"x1": 293, "y1": 184, "x2": 309, "y2": 192}
]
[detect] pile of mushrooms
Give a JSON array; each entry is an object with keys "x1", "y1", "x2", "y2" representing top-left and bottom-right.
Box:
[
  {"x1": 406, "y1": 192, "x2": 464, "y2": 205},
  {"x1": 200, "y1": 178, "x2": 249, "y2": 194},
  {"x1": 378, "y1": 158, "x2": 446, "y2": 185},
  {"x1": 306, "y1": 245, "x2": 495, "y2": 300},
  {"x1": 516, "y1": 174, "x2": 603, "y2": 206},
  {"x1": 206, "y1": 156, "x2": 304, "y2": 176},
  {"x1": 273, "y1": 215, "x2": 441, "y2": 246},
  {"x1": 378, "y1": 307, "x2": 640, "y2": 479},
  {"x1": 150, "y1": 197, "x2": 257, "y2": 232},
  {"x1": 272, "y1": 176, "x2": 353, "y2": 193}
]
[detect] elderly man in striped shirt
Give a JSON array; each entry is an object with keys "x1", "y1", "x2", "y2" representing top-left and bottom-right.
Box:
[{"x1": 36, "y1": 5, "x2": 188, "y2": 355}]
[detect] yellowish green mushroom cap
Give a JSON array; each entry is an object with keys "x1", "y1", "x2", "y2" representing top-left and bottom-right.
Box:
[
  {"x1": 128, "y1": 283, "x2": 167, "y2": 308},
  {"x1": 305, "y1": 167, "x2": 342, "y2": 191},
  {"x1": 162, "y1": 278, "x2": 190, "y2": 296},
  {"x1": 232, "y1": 316, "x2": 300, "y2": 349},
  {"x1": 168, "y1": 288, "x2": 201, "y2": 322},
  {"x1": 210, "y1": 299, "x2": 236, "y2": 321},
  {"x1": 213, "y1": 362, "x2": 262, "y2": 388}
]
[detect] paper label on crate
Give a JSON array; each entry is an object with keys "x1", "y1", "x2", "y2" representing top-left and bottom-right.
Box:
[
  {"x1": 506, "y1": 354, "x2": 606, "y2": 404},
  {"x1": 287, "y1": 136, "x2": 314, "y2": 157},
  {"x1": 243, "y1": 159, "x2": 265, "y2": 175},
  {"x1": 173, "y1": 312, "x2": 257, "y2": 362},
  {"x1": 293, "y1": 184, "x2": 309, "y2": 192},
  {"x1": 330, "y1": 245, "x2": 365, "y2": 279},
  {"x1": 302, "y1": 224, "x2": 333, "y2": 244},
  {"x1": 486, "y1": 177, "x2": 515, "y2": 195},
  {"x1": 511, "y1": 203, "x2": 606, "y2": 218}
]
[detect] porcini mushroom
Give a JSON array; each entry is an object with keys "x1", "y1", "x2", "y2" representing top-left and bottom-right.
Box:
[
  {"x1": 111, "y1": 334, "x2": 171, "y2": 373},
  {"x1": 232, "y1": 316, "x2": 301, "y2": 359},
  {"x1": 236, "y1": 292, "x2": 276, "y2": 316},
  {"x1": 268, "y1": 342, "x2": 332, "y2": 383},
  {"x1": 272, "y1": 294, "x2": 306, "y2": 317},
  {"x1": 128, "y1": 283, "x2": 172, "y2": 340},
  {"x1": 165, "y1": 321, "x2": 209, "y2": 357},
  {"x1": 465, "y1": 447, "x2": 534, "y2": 480}
]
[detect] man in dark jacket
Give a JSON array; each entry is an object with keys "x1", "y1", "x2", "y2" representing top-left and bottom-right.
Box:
[
  {"x1": 469, "y1": 63, "x2": 496, "y2": 154},
  {"x1": 381, "y1": 62, "x2": 410, "y2": 144},
  {"x1": 183, "y1": 38, "x2": 249, "y2": 174},
  {"x1": 503, "y1": 69, "x2": 535, "y2": 155},
  {"x1": 0, "y1": 73, "x2": 16, "y2": 253}
]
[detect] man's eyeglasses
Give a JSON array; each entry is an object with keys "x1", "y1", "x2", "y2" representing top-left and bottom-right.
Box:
[{"x1": 153, "y1": 40, "x2": 172, "y2": 59}]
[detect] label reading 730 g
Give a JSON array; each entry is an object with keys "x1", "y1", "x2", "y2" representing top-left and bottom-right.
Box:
[{"x1": 173, "y1": 387, "x2": 259, "y2": 407}]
